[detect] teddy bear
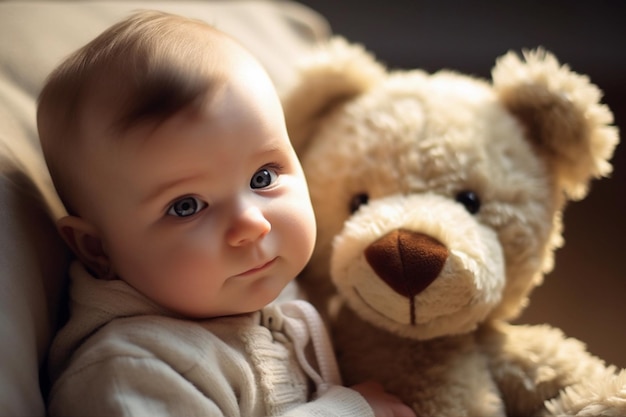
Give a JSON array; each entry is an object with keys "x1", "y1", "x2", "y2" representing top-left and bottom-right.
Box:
[{"x1": 282, "y1": 37, "x2": 624, "y2": 416}]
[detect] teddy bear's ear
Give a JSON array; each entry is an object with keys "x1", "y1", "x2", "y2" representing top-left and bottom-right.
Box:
[
  {"x1": 282, "y1": 36, "x2": 386, "y2": 155},
  {"x1": 492, "y1": 49, "x2": 619, "y2": 200}
]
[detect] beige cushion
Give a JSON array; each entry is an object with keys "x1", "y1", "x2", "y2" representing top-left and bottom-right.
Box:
[{"x1": 0, "y1": 2, "x2": 329, "y2": 415}]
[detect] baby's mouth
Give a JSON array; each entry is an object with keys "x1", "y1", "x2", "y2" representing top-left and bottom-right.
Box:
[{"x1": 233, "y1": 257, "x2": 277, "y2": 278}]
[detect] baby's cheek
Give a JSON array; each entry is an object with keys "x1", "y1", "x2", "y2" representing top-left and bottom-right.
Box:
[
  {"x1": 161, "y1": 240, "x2": 213, "y2": 276},
  {"x1": 281, "y1": 199, "x2": 316, "y2": 265},
  {"x1": 138, "y1": 247, "x2": 219, "y2": 310}
]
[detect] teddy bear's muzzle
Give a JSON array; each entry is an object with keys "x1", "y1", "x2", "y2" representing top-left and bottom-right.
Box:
[{"x1": 364, "y1": 229, "x2": 449, "y2": 299}]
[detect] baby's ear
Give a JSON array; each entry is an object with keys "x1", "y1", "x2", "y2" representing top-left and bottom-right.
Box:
[{"x1": 56, "y1": 216, "x2": 114, "y2": 279}]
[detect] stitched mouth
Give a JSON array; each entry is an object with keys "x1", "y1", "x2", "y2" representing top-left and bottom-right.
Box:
[{"x1": 353, "y1": 286, "x2": 415, "y2": 325}]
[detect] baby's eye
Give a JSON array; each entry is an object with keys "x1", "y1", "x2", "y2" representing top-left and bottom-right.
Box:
[
  {"x1": 167, "y1": 196, "x2": 207, "y2": 217},
  {"x1": 250, "y1": 167, "x2": 278, "y2": 189}
]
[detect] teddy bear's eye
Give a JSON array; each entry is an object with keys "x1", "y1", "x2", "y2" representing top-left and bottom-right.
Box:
[
  {"x1": 349, "y1": 193, "x2": 369, "y2": 214},
  {"x1": 455, "y1": 190, "x2": 481, "y2": 214}
]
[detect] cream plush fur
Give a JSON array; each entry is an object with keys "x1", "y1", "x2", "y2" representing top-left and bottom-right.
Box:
[{"x1": 283, "y1": 37, "x2": 624, "y2": 416}]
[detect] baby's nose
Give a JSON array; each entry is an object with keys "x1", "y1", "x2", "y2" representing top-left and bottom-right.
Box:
[{"x1": 226, "y1": 206, "x2": 271, "y2": 247}]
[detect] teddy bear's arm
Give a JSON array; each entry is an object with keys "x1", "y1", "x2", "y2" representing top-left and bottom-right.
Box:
[{"x1": 478, "y1": 322, "x2": 625, "y2": 416}]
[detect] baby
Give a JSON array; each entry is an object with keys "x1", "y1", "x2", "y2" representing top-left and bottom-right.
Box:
[{"x1": 37, "y1": 10, "x2": 414, "y2": 417}]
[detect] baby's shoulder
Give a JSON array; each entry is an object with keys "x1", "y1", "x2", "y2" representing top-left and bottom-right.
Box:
[{"x1": 72, "y1": 314, "x2": 258, "y2": 368}]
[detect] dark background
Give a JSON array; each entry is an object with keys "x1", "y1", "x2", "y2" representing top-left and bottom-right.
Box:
[{"x1": 298, "y1": 0, "x2": 626, "y2": 368}]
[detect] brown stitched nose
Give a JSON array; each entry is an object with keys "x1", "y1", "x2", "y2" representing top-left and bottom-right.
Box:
[{"x1": 365, "y1": 229, "x2": 449, "y2": 298}]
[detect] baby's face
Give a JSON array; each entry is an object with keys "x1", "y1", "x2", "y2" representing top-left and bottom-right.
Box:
[{"x1": 78, "y1": 57, "x2": 316, "y2": 317}]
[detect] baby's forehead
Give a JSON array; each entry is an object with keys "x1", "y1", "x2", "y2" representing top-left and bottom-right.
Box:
[{"x1": 94, "y1": 30, "x2": 238, "y2": 138}]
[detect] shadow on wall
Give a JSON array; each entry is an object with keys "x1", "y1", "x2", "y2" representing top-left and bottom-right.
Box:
[{"x1": 299, "y1": 0, "x2": 626, "y2": 369}]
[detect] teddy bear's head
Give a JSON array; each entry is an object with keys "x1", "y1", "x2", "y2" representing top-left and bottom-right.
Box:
[{"x1": 284, "y1": 38, "x2": 618, "y2": 340}]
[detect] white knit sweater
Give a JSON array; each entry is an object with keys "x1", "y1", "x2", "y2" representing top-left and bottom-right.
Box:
[{"x1": 47, "y1": 262, "x2": 373, "y2": 417}]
